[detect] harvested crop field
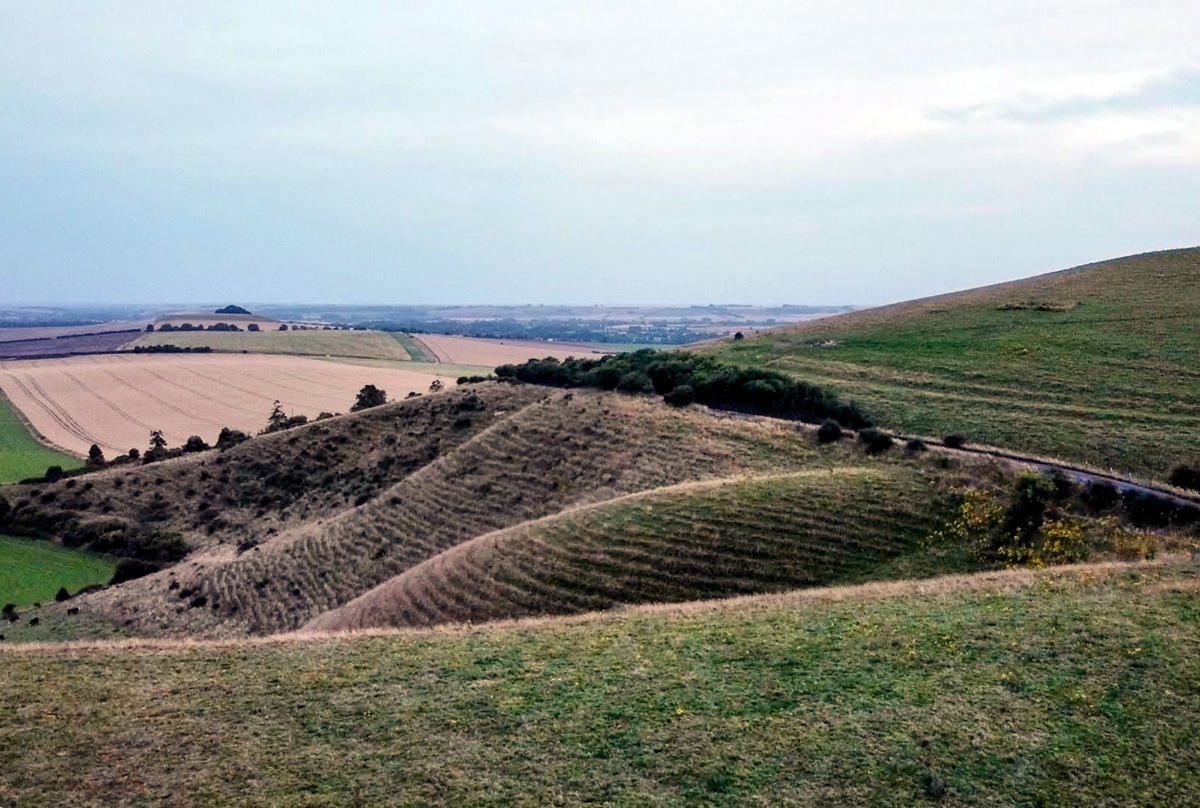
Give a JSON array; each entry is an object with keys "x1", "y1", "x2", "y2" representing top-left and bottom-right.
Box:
[
  {"x1": 130, "y1": 328, "x2": 411, "y2": 360},
  {"x1": 417, "y1": 334, "x2": 612, "y2": 366},
  {"x1": 0, "y1": 353, "x2": 456, "y2": 456},
  {"x1": 0, "y1": 331, "x2": 142, "y2": 360}
]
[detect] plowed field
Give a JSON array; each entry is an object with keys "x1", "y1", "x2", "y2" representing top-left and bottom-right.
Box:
[{"x1": 0, "y1": 354, "x2": 456, "y2": 456}]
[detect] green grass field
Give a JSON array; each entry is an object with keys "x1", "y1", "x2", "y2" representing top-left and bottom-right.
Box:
[
  {"x1": 2, "y1": 561, "x2": 1196, "y2": 806},
  {"x1": 130, "y1": 328, "x2": 412, "y2": 360},
  {"x1": 0, "y1": 392, "x2": 82, "y2": 484},
  {"x1": 0, "y1": 535, "x2": 116, "y2": 608},
  {"x1": 389, "y1": 332, "x2": 436, "y2": 362},
  {"x1": 714, "y1": 248, "x2": 1200, "y2": 479}
]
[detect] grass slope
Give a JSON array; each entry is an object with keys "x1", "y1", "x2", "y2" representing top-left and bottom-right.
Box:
[
  {"x1": 2, "y1": 561, "x2": 1197, "y2": 806},
  {"x1": 91, "y1": 390, "x2": 862, "y2": 637},
  {"x1": 0, "y1": 391, "x2": 81, "y2": 484},
  {"x1": 0, "y1": 535, "x2": 115, "y2": 608},
  {"x1": 716, "y1": 248, "x2": 1200, "y2": 478},
  {"x1": 131, "y1": 329, "x2": 412, "y2": 360},
  {"x1": 310, "y1": 465, "x2": 953, "y2": 632}
]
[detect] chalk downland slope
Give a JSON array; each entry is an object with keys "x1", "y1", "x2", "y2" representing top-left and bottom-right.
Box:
[
  {"x1": 87, "y1": 388, "x2": 869, "y2": 637},
  {"x1": 716, "y1": 247, "x2": 1200, "y2": 478},
  {"x1": 3, "y1": 561, "x2": 1198, "y2": 806},
  {"x1": 307, "y1": 465, "x2": 951, "y2": 632}
]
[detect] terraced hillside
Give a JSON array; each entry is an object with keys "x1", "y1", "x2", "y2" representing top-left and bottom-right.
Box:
[
  {"x1": 310, "y1": 466, "x2": 951, "y2": 632},
  {"x1": 86, "y1": 389, "x2": 867, "y2": 637},
  {"x1": 715, "y1": 248, "x2": 1200, "y2": 478}
]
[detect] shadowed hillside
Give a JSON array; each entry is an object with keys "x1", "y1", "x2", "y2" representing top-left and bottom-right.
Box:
[
  {"x1": 307, "y1": 465, "x2": 952, "y2": 632},
  {"x1": 715, "y1": 248, "x2": 1200, "y2": 478}
]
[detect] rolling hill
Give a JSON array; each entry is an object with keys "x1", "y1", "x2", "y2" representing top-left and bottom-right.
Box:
[
  {"x1": 714, "y1": 248, "x2": 1200, "y2": 478},
  {"x1": 308, "y1": 465, "x2": 952, "y2": 632}
]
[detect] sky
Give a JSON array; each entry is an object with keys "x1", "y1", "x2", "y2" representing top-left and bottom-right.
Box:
[{"x1": 2, "y1": 2, "x2": 1198, "y2": 306}]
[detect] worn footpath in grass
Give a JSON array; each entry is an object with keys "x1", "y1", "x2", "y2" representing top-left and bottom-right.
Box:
[
  {"x1": 714, "y1": 248, "x2": 1200, "y2": 479},
  {"x1": 131, "y1": 328, "x2": 412, "y2": 360},
  {"x1": 2, "y1": 562, "x2": 1197, "y2": 806},
  {"x1": 0, "y1": 392, "x2": 81, "y2": 484},
  {"x1": 0, "y1": 535, "x2": 115, "y2": 608}
]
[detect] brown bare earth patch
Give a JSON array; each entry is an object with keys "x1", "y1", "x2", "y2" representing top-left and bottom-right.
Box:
[{"x1": 0, "y1": 353, "x2": 455, "y2": 455}]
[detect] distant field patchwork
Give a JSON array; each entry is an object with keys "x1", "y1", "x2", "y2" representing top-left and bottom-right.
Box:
[
  {"x1": 0, "y1": 354, "x2": 456, "y2": 456},
  {"x1": 130, "y1": 328, "x2": 411, "y2": 360},
  {"x1": 417, "y1": 333, "x2": 613, "y2": 366}
]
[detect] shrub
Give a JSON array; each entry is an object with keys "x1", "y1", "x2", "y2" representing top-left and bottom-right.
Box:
[
  {"x1": 55, "y1": 587, "x2": 71, "y2": 602},
  {"x1": 663, "y1": 384, "x2": 695, "y2": 407},
  {"x1": 905, "y1": 438, "x2": 927, "y2": 454},
  {"x1": 110, "y1": 558, "x2": 159, "y2": 585},
  {"x1": 857, "y1": 427, "x2": 894, "y2": 455},
  {"x1": 943, "y1": 433, "x2": 968, "y2": 449},
  {"x1": 247, "y1": 323, "x2": 260, "y2": 332},
  {"x1": 87, "y1": 444, "x2": 105, "y2": 467},
  {"x1": 216, "y1": 427, "x2": 250, "y2": 450},
  {"x1": 183, "y1": 435, "x2": 210, "y2": 453},
  {"x1": 351, "y1": 384, "x2": 388, "y2": 411},
  {"x1": 428, "y1": 380, "x2": 445, "y2": 393},
  {"x1": 733, "y1": 332, "x2": 744, "y2": 340},
  {"x1": 816, "y1": 419, "x2": 842, "y2": 444},
  {"x1": 1003, "y1": 472, "x2": 1058, "y2": 545},
  {"x1": 616, "y1": 371, "x2": 654, "y2": 394},
  {"x1": 1169, "y1": 465, "x2": 1200, "y2": 492},
  {"x1": 1082, "y1": 481, "x2": 1119, "y2": 512},
  {"x1": 128, "y1": 448, "x2": 140, "y2": 460}
]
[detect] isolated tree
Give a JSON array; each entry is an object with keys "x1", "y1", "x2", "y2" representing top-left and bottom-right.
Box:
[
  {"x1": 279, "y1": 323, "x2": 289, "y2": 331},
  {"x1": 267, "y1": 400, "x2": 287, "y2": 431},
  {"x1": 428, "y1": 379, "x2": 445, "y2": 393},
  {"x1": 145, "y1": 323, "x2": 155, "y2": 332},
  {"x1": 128, "y1": 448, "x2": 140, "y2": 460},
  {"x1": 87, "y1": 444, "x2": 106, "y2": 467},
  {"x1": 44, "y1": 465, "x2": 65, "y2": 482},
  {"x1": 351, "y1": 385, "x2": 387, "y2": 411},
  {"x1": 149, "y1": 430, "x2": 168, "y2": 451},
  {"x1": 247, "y1": 323, "x2": 260, "y2": 332}
]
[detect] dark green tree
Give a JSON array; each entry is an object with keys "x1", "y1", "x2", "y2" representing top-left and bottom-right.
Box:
[
  {"x1": 87, "y1": 444, "x2": 106, "y2": 467},
  {"x1": 351, "y1": 385, "x2": 388, "y2": 411},
  {"x1": 149, "y1": 430, "x2": 167, "y2": 451}
]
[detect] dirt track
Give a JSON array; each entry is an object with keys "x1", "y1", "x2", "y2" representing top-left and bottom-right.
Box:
[{"x1": 0, "y1": 353, "x2": 456, "y2": 455}]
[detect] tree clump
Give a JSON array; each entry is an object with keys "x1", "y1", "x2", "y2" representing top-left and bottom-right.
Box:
[
  {"x1": 351, "y1": 385, "x2": 388, "y2": 412},
  {"x1": 494, "y1": 350, "x2": 869, "y2": 427}
]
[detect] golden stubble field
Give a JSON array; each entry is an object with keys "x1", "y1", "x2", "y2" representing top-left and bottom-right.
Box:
[
  {"x1": 0, "y1": 353, "x2": 457, "y2": 456},
  {"x1": 416, "y1": 333, "x2": 610, "y2": 366}
]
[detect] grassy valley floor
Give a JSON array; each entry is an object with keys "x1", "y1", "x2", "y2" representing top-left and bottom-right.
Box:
[{"x1": 2, "y1": 560, "x2": 1197, "y2": 806}]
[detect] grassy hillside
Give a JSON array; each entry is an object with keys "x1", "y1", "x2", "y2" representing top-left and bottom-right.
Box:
[
  {"x1": 310, "y1": 465, "x2": 954, "y2": 632},
  {"x1": 130, "y1": 328, "x2": 412, "y2": 360},
  {"x1": 715, "y1": 248, "x2": 1200, "y2": 478},
  {"x1": 3, "y1": 561, "x2": 1197, "y2": 806},
  {"x1": 0, "y1": 391, "x2": 81, "y2": 484},
  {"x1": 0, "y1": 535, "x2": 114, "y2": 608}
]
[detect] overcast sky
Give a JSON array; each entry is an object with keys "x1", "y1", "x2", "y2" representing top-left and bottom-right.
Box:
[{"x1": 2, "y1": 2, "x2": 1198, "y2": 306}]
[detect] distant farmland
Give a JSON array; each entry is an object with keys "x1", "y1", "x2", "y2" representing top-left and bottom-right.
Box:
[
  {"x1": 130, "y1": 328, "x2": 412, "y2": 360},
  {"x1": 0, "y1": 354, "x2": 456, "y2": 456},
  {"x1": 0, "y1": 392, "x2": 82, "y2": 482},
  {"x1": 417, "y1": 333, "x2": 612, "y2": 366}
]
